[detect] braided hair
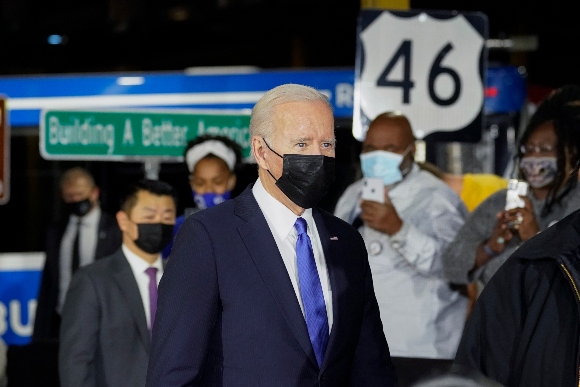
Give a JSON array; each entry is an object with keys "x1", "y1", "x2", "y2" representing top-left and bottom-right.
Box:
[{"x1": 517, "y1": 84, "x2": 580, "y2": 215}]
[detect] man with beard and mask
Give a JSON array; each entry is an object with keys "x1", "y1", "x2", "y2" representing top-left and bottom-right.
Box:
[
  {"x1": 58, "y1": 178, "x2": 177, "y2": 387},
  {"x1": 33, "y1": 167, "x2": 122, "y2": 342},
  {"x1": 146, "y1": 84, "x2": 397, "y2": 387},
  {"x1": 162, "y1": 134, "x2": 244, "y2": 258},
  {"x1": 334, "y1": 111, "x2": 468, "y2": 387},
  {"x1": 443, "y1": 84, "x2": 580, "y2": 291}
]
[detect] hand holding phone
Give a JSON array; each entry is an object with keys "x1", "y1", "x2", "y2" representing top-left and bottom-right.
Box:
[
  {"x1": 505, "y1": 179, "x2": 529, "y2": 211},
  {"x1": 361, "y1": 177, "x2": 385, "y2": 203}
]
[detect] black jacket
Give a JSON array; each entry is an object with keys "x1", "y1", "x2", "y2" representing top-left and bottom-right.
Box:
[
  {"x1": 33, "y1": 211, "x2": 122, "y2": 340},
  {"x1": 455, "y1": 208, "x2": 580, "y2": 387}
]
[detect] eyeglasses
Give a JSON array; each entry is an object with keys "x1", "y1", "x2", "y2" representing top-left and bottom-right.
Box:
[{"x1": 519, "y1": 143, "x2": 556, "y2": 155}]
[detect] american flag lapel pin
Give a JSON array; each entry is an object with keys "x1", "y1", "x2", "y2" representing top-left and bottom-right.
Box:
[{"x1": 330, "y1": 236, "x2": 338, "y2": 241}]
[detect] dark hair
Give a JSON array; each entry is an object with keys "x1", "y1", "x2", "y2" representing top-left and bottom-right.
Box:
[
  {"x1": 120, "y1": 179, "x2": 177, "y2": 214},
  {"x1": 517, "y1": 84, "x2": 580, "y2": 215},
  {"x1": 183, "y1": 134, "x2": 243, "y2": 171}
]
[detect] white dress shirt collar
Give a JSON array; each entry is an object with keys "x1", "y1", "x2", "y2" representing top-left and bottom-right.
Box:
[
  {"x1": 71, "y1": 205, "x2": 100, "y2": 227},
  {"x1": 252, "y1": 178, "x2": 314, "y2": 238},
  {"x1": 122, "y1": 244, "x2": 163, "y2": 273}
]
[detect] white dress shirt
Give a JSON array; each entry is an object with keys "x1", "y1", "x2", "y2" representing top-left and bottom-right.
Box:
[
  {"x1": 252, "y1": 178, "x2": 333, "y2": 330},
  {"x1": 334, "y1": 164, "x2": 468, "y2": 359},
  {"x1": 123, "y1": 244, "x2": 164, "y2": 330},
  {"x1": 57, "y1": 207, "x2": 101, "y2": 313}
]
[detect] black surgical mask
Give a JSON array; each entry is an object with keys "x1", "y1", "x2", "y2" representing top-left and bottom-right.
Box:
[
  {"x1": 134, "y1": 223, "x2": 174, "y2": 254},
  {"x1": 264, "y1": 138, "x2": 335, "y2": 209},
  {"x1": 65, "y1": 198, "x2": 92, "y2": 217}
]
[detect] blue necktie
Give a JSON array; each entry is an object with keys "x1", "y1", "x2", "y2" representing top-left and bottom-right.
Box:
[{"x1": 294, "y1": 217, "x2": 329, "y2": 367}]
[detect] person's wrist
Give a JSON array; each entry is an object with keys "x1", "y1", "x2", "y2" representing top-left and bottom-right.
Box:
[{"x1": 483, "y1": 243, "x2": 500, "y2": 258}]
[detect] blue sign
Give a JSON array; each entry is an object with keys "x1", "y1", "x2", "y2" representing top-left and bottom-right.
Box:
[
  {"x1": 0, "y1": 68, "x2": 356, "y2": 128},
  {"x1": 0, "y1": 253, "x2": 43, "y2": 345},
  {"x1": 0, "y1": 66, "x2": 526, "y2": 130},
  {"x1": 484, "y1": 65, "x2": 527, "y2": 114}
]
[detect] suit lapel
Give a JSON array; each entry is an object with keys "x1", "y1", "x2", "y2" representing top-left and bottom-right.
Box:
[
  {"x1": 313, "y1": 209, "x2": 351, "y2": 371},
  {"x1": 95, "y1": 213, "x2": 116, "y2": 259},
  {"x1": 235, "y1": 187, "x2": 317, "y2": 367},
  {"x1": 110, "y1": 251, "x2": 151, "y2": 351}
]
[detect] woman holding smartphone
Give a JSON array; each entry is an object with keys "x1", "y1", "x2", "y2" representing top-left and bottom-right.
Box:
[{"x1": 443, "y1": 85, "x2": 580, "y2": 288}]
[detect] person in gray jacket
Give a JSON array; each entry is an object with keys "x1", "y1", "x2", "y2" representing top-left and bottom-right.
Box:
[
  {"x1": 443, "y1": 84, "x2": 580, "y2": 287},
  {"x1": 58, "y1": 179, "x2": 177, "y2": 387}
]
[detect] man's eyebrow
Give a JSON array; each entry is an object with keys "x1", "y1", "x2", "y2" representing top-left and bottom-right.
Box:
[{"x1": 291, "y1": 137, "x2": 311, "y2": 142}]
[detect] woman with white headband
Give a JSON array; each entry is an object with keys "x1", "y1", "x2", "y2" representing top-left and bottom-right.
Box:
[
  {"x1": 162, "y1": 134, "x2": 243, "y2": 258},
  {"x1": 185, "y1": 134, "x2": 242, "y2": 210}
]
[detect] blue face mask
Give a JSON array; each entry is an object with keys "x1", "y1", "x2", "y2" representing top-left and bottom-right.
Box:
[
  {"x1": 360, "y1": 150, "x2": 405, "y2": 185},
  {"x1": 192, "y1": 191, "x2": 231, "y2": 209}
]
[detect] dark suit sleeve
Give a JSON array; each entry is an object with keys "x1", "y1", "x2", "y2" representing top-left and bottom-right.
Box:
[
  {"x1": 146, "y1": 217, "x2": 220, "y2": 386},
  {"x1": 33, "y1": 256, "x2": 56, "y2": 340},
  {"x1": 58, "y1": 269, "x2": 100, "y2": 387},
  {"x1": 349, "y1": 236, "x2": 397, "y2": 387}
]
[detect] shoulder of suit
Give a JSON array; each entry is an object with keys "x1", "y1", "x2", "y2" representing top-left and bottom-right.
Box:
[
  {"x1": 82, "y1": 248, "x2": 123, "y2": 273},
  {"x1": 99, "y1": 211, "x2": 119, "y2": 225},
  {"x1": 516, "y1": 208, "x2": 580, "y2": 260},
  {"x1": 316, "y1": 208, "x2": 360, "y2": 234}
]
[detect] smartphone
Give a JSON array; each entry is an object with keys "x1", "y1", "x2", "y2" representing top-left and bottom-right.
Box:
[
  {"x1": 361, "y1": 177, "x2": 385, "y2": 203},
  {"x1": 505, "y1": 179, "x2": 529, "y2": 211}
]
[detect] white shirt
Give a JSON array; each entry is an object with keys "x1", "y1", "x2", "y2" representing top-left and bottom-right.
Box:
[
  {"x1": 334, "y1": 164, "x2": 468, "y2": 359},
  {"x1": 123, "y1": 244, "x2": 164, "y2": 330},
  {"x1": 57, "y1": 207, "x2": 101, "y2": 313},
  {"x1": 252, "y1": 178, "x2": 333, "y2": 330}
]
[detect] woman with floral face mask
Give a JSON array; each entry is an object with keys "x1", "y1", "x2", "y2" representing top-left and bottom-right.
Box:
[
  {"x1": 161, "y1": 134, "x2": 243, "y2": 258},
  {"x1": 443, "y1": 85, "x2": 580, "y2": 289}
]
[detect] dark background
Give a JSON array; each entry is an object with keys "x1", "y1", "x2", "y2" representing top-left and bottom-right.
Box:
[
  {"x1": 1, "y1": 0, "x2": 579, "y2": 252},
  {"x1": 0, "y1": 0, "x2": 577, "y2": 89}
]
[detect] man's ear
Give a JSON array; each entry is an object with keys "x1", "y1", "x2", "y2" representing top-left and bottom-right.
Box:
[
  {"x1": 90, "y1": 186, "x2": 100, "y2": 204},
  {"x1": 116, "y1": 210, "x2": 129, "y2": 232},
  {"x1": 252, "y1": 136, "x2": 268, "y2": 169}
]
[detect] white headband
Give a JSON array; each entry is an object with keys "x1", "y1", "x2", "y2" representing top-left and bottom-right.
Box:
[{"x1": 185, "y1": 140, "x2": 237, "y2": 173}]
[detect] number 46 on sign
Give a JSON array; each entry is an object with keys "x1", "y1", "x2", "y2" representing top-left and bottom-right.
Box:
[{"x1": 353, "y1": 9, "x2": 488, "y2": 142}]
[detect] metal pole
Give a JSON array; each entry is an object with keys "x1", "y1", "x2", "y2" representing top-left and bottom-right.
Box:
[{"x1": 144, "y1": 159, "x2": 160, "y2": 180}]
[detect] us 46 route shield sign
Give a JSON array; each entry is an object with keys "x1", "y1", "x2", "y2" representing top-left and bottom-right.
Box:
[{"x1": 353, "y1": 9, "x2": 488, "y2": 142}]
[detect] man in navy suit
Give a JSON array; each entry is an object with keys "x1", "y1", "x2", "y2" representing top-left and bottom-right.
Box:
[{"x1": 146, "y1": 83, "x2": 397, "y2": 386}]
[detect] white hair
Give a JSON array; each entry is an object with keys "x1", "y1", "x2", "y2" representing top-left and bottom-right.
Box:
[{"x1": 249, "y1": 84, "x2": 332, "y2": 142}]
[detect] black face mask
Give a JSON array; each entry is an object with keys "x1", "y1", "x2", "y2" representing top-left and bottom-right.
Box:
[
  {"x1": 65, "y1": 198, "x2": 92, "y2": 217},
  {"x1": 264, "y1": 139, "x2": 335, "y2": 209},
  {"x1": 134, "y1": 223, "x2": 174, "y2": 254}
]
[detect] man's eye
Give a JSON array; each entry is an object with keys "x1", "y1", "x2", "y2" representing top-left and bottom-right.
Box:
[
  {"x1": 297, "y1": 143, "x2": 306, "y2": 148},
  {"x1": 322, "y1": 142, "x2": 334, "y2": 148}
]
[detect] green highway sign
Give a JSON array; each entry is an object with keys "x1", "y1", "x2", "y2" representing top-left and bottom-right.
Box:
[{"x1": 40, "y1": 109, "x2": 252, "y2": 161}]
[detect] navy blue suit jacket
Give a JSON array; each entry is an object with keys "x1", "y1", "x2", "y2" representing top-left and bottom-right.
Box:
[{"x1": 146, "y1": 184, "x2": 396, "y2": 386}]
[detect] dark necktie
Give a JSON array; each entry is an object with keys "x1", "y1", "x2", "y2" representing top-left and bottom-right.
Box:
[
  {"x1": 145, "y1": 267, "x2": 158, "y2": 332},
  {"x1": 294, "y1": 217, "x2": 329, "y2": 367},
  {"x1": 71, "y1": 219, "x2": 82, "y2": 274}
]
